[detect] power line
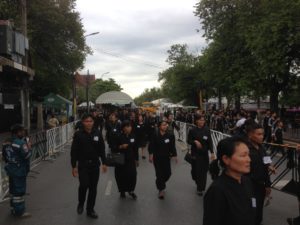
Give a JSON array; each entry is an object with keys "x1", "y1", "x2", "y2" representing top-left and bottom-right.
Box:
[{"x1": 96, "y1": 48, "x2": 165, "y2": 69}]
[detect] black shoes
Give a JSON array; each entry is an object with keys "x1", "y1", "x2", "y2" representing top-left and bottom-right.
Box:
[
  {"x1": 77, "y1": 205, "x2": 83, "y2": 215},
  {"x1": 128, "y1": 192, "x2": 137, "y2": 200},
  {"x1": 87, "y1": 211, "x2": 98, "y2": 219},
  {"x1": 142, "y1": 156, "x2": 146, "y2": 160}
]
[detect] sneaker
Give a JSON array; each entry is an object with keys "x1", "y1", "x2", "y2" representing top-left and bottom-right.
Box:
[
  {"x1": 77, "y1": 205, "x2": 83, "y2": 214},
  {"x1": 19, "y1": 212, "x2": 32, "y2": 219},
  {"x1": 128, "y1": 192, "x2": 137, "y2": 200},
  {"x1": 120, "y1": 192, "x2": 126, "y2": 198},
  {"x1": 158, "y1": 191, "x2": 165, "y2": 200},
  {"x1": 87, "y1": 211, "x2": 98, "y2": 219}
]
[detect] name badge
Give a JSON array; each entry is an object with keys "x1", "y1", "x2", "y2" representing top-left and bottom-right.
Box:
[
  {"x1": 137, "y1": 125, "x2": 140, "y2": 128},
  {"x1": 130, "y1": 138, "x2": 135, "y2": 143},
  {"x1": 203, "y1": 136, "x2": 208, "y2": 140},
  {"x1": 113, "y1": 129, "x2": 117, "y2": 132},
  {"x1": 165, "y1": 139, "x2": 170, "y2": 143},
  {"x1": 93, "y1": 136, "x2": 99, "y2": 141},
  {"x1": 251, "y1": 198, "x2": 257, "y2": 208},
  {"x1": 263, "y1": 156, "x2": 272, "y2": 164}
]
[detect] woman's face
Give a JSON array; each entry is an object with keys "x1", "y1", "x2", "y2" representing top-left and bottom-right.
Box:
[
  {"x1": 123, "y1": 125, "x2": 132, "y2": 134},
  {"x1": 195, "y1": 118, "x2": 205, "y2": 127},
  {"x1": 223, "y1": 143, "x2": 251, "y2": 175},
  {"x1": 159, "y1": 122, "x2": 168, "y2": 132},
  {"x1": 248, "y1": 128, "x2": 264, "y2": 144}
]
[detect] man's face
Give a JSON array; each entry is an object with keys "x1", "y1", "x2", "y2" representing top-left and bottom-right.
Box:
[{"x1": 82, "y1": 117, "x2": 94, "y2": 131}]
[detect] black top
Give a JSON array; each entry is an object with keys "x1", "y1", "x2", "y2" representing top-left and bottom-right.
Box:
[
  {"x1": 134, "y1": 122, "x2": 147, "y2": 142},
  {"x1": 148, "y1": 131, "x2": 177, "y2": 158},
  {"x1": 187, "y1": 126, "x2": 214, "y2": 156},
  {"x1": 274, "y1": 127, "x2": 283, "y2": 144},
  {"x1": 71, "y1": 129, "x2": 106, "y2": 168},
  {"x1": 105, "y1": 121, "x2": 121, "y2": 149},
  {"x1": 247, "y1": 142, "x2": 271, "y2": 187},
  {"x1": 116, "y1": 132, "x2": 139, "y2": 162},
  {"x1": 203, "y1": 173, "x2": 256, "y2": 225}
]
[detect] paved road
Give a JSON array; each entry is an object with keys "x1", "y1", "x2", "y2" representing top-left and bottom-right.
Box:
[{"x1": 0, "y1": 141, "x2": 298, "y2": 225}]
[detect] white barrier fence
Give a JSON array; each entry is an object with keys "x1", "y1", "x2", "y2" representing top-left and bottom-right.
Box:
[
  {"x1": 175, "y1": 121, "x2": 230, "y2": 153},
  {"x1": 0, "y1": 121, "x2": 77, "y2": 203}
]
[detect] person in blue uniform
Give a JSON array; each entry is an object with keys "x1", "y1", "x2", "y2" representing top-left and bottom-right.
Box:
[
  {"x1": 148, "y1": 120, "x2": 178, "y2": 199},
  {"x1": 203, "y1": 136, "x2": 256, "y2": 225},
  {"x1": 187, "y1": 115, "x2": 215, "y2": 196},
  {"x1": 114, "y1": 120, "x2": 139, "y2": 199},
  {"x1": 2, "y1": 124, "x2": 32, "y2": 218},
  {"x1": 245, "y1": 122, "x2": 274, "y2": 225},
  {"x1": 71, "y1": 114, "x2": 107, "y2": 219}
]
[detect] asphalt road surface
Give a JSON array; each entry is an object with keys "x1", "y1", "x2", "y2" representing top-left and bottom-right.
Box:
[{"x1": 0, "y1": 141, "x2": 298, "y2": 225}]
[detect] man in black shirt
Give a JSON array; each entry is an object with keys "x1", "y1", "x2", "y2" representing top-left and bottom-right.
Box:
[{"x1": 71, "y1": 114, "x2": 107, "y2": 219}]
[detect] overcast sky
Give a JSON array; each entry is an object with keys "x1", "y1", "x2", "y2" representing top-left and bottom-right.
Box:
[{"x1": 76, "y1": 0, "x2": 207, "y2": 98}]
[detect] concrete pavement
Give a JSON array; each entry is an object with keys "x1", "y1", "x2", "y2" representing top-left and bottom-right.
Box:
[{"x1": 0, "y1": 141, "x2": 298, "y2": 225}]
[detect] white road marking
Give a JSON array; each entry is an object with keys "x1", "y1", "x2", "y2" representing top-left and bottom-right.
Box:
[{"x1": 105, "y1": 180, "x2": 113, "y2": 196}]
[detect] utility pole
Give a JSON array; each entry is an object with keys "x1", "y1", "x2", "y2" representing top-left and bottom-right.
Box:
[
  {"x1": 86, "y1": 70, "x2": 90, "y2": 113},
  {"x1": 20, "y1": 0, "x2": 31, "y2": 130}
]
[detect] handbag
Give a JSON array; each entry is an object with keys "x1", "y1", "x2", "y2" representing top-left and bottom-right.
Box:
[
  {"x1": 106, "y1": 152, "x2": 125, "y2": 167},
  {"x1": 184, "y1": 149, "x2": 195, "y2": 164}
]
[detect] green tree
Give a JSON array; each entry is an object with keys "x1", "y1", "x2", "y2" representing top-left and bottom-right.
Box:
[
  {"x1": 77, "y1": 78, "x2": 122, "y2": 103},
  {"x1": 134, "y1": 87, "x2": 164, "y2": 106}
]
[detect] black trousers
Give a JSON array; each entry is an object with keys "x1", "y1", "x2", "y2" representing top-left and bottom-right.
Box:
[
  {"x1": 78, "y1": 164, "x2": 100, "y2": 212},
  {"x1": 154, "y1": 157, "x2": 171, "y2": 191},
  {"x1": 191, "y1": 155, "x2": 209, "y2": 192},
  {"x1": 253, "y1": 182, "x2": 266, "y2": 225}
]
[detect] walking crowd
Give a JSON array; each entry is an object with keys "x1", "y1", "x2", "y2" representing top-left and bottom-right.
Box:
[{"x1": 2, "y1": 107, "x2": 300, "y2": 225}]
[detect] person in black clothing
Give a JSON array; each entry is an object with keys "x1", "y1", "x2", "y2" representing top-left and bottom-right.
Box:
[
  {"x1": 105, "y1": 113, "x2": 121, "y2": 151},
  {"x1": 271, "y1": 120, "x2": 285, "y2": 155},
  {"x1": 187, "y1": 115, "x2": 215, "y2": 196},
  {"x1": 148, "y1": 121, "x2": 178, "y2": 199},
  {"x1": 71, "y1": 114, "x2": 107, "y2": 219},
  {"x1": 135, "y1": 114, "x2": 148, "y2": 160},
  {"x1": 145, "y1": 112, "x2": 157, "y2": 141},
  {"x1": 245, "y1": 122, "x2": 275, "y2": 225},
  {"x1": 114, "y1": 120, "x2": 139, "y2": 199},
  {"x1": 204, "y1": 137, "x2": 255, "y2": 225}
]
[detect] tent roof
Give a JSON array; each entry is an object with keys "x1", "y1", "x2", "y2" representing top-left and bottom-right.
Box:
[
  {"x1": 96, "y1": 91, "x2": 135, "y2": 105},
  {"x1": 43, "y1": 93, "x2": 72, "y2": 109}
]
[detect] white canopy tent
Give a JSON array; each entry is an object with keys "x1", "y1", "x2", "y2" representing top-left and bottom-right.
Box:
[
  {"x1": 78, "y1": 101, "x2": 95, "y2": 107},
  {"x1": 96, "y1": 91, "x2": 136, "y2": 107}
]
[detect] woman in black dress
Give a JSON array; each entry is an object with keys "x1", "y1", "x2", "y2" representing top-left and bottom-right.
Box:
[
  {"x1": 114, "y1": 120, "x2": 139, "y2": 199},
  {"x1": 135, "y1": 114, "x2": 148, "y2": 159},
  {"x1": 203, "y1": 137, "x2": 255, "y2": 225}
]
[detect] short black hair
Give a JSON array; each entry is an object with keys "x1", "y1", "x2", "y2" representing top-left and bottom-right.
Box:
[
  {"x1": 81, "y1": 113, "x2": 94, "y2": 121},
  {"x1": 121, "y1": 120, "x2": 132, "y2": 130}
]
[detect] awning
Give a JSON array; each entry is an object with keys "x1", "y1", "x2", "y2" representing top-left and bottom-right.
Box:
[{"x1": 43, "y1": 93, "x2": 72, "y2": 109}]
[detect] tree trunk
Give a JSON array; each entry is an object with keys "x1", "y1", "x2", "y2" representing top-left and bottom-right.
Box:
[
  {"x1": 270, "y1": 89, "x2": 279, "y2": 113},
  {"x1": 235, "y1": 94, "x2": 241, "y2": 111},
  {"x1": 218, "y1": 89, "x2": 222, "y2": 110}
]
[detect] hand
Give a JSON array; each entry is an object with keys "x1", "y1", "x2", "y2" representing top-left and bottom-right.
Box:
[
  {"x1": 102, "y1": 165, "x2": 108, "y2": 173},
  {"x1": 210, "y1": 153, "x2": 216, "y2": 161},
  {"x1": 149, "y1": 154, "x2": 153, "y2": 163},
  {"x1": 265, "y1": 187, "x2": 271, "y2": 196},
  {"x1": 135, "y1": 161, "x2": 139, "y2": 167},
  {"x1": 121, "y1": 144, "x2": 129, "y2": 149},
  {"x1": 172, "y1": 156, "x2": 178, "y2": 164},
  {"x1": 268, "y1": 165, "x2": 276, "y2": 174},
  {"x1": 194, "y1": 140, "x2": 202, "y2": 149},
  {"x1": 72, "y1": 168, "x2": 78, "y2": 177}
]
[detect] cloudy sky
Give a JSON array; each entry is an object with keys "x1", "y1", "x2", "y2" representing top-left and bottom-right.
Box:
[{"x1": 76, "y1": 0, "x2": 207, "y2": 98}]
